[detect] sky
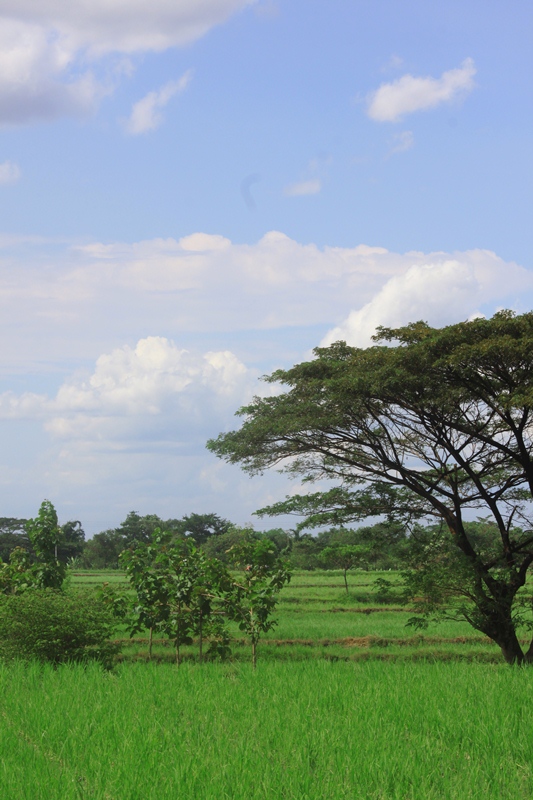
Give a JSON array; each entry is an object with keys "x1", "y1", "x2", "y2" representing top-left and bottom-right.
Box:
[{"x1": 0, "y1": 0, "x2": 531, "y2": 534}]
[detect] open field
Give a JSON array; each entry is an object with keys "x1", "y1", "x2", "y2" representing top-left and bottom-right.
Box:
[
  {"x1": 2, "y1": 569, "x2": 533, "y2": 798},
  {"x1": 69, "y1": 569, "x2": 526, "y2": 664},
  {"x1": 1, "y1": 659, "x2": 533, "y2": 799}
]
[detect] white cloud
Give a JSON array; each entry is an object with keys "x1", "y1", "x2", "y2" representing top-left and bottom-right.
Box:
[
  {"x1": 321, "y1": 251, "x2": 533, "y2": 348},
  {"x1": 367, "y1": 58, "x2": 476, "y2": 122},
  {"x1": 0, "y1": 232, "x2": 530, "y2": 376},
  {"x1": 0, "y1": 161, "x2": 21, "y2": 184},
  {"x1": 0, "y1": 336, "x2": 254, "y2": 436},
  {"x1": 0, "y1": 1, "x2": 253, "y2": 125},
  {"x1": 284, "y1": 178, "x2": 322, "y2": 197},
  {"x1": 125, "y1": 70, "x2": 193, "y2": 134},
  {"x1": 0, "y1": 234, "x2": 531, "y2": 533}
]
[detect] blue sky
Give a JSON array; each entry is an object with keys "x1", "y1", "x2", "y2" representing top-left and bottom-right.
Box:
[{"x1": 0, "y1": 0, "x2": 531, "y2": 533}]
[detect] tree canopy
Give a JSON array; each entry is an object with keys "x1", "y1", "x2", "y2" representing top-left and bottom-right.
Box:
[{"x1": 208, "y1": 311, "x2": 533, "y2": 664}]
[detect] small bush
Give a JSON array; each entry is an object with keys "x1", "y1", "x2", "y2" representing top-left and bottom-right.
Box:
[{"x1": 0, "y1": 589, "x2": 120, "y2": 667}]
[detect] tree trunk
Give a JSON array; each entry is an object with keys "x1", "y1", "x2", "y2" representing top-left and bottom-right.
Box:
[
  {"x1": 251, "y1": 638, "x2": 257, "y2": 670},
  {"x1": 149, "y1": 627, "x2": 153, "y2": 661},
  {"x1": 199, "y1": 612, "x2": 203, "y2": 664},
  {"x1": 175, "y1": 613, "x2": 181, "y2": 666},
  {"x1": 343, "y1": 569, "x2": 348, "y2": 594},
  {"x1": 496, "y1": 628, "x2": 526, "y2": 665},
  {"x1": 481, "y1": 604, "x2": 526, "y2": 665}
]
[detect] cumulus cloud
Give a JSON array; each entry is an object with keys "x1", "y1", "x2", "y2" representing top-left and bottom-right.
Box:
[
  {"x1": 125, "y1": 70, "x2": 193, "y2": 134},
  {"x1": 0, "y1": 1, "x2": 253, "y2": 125},
  {"x1": 0, "y1": 161, "x2": 21, "y2": 184},
  {"x1": 321, "y1": 251, "x2": 533, "y2": 348},
  {"x1": 367, "y1": 58, "x2": 476, "y2": 122},
  {"x1": 0, "y1": 336, "x2": 255, "y2": 438}
]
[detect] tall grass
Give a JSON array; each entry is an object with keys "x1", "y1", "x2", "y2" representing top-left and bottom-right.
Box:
[{"x1": 0, "y1": 659, "x2": 532, "y2": 799}]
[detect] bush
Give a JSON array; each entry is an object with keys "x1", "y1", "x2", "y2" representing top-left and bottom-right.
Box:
[{"x1": 0, "y1": 589, "x2": 120, "y2": 667}]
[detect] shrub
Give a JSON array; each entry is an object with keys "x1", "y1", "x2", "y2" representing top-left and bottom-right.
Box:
[{"x1": 0, "y1": 589, "x2": 120, "y2": 667}]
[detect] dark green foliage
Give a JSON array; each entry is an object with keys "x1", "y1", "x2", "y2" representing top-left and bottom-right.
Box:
[
  {"x1": 82, "y1": 511, "x2": 232, "y2": 568},
  {"x1": 57, "y1": 520, "x2": 85, "y2": 563},
  {"x1": 208, "y1": 311, "x2": 533, "y2": 664},
  {"x1": 0, "y1": 518, "x2": 31, "y2": 563},
  {"x1": 82, "y1": 529, "x2": 126, "y2": 569},
  {"x1": 175, "y1": 512, "x2": 232, "y2": 545},
  {"x1": 200, "y1": 525, "x2": 261, "y2": 563},
  {"x1": 0, "y1": 589, "x2": 119, "y2": 667}
]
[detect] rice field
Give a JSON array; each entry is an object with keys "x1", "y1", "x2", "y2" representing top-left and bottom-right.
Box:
[
  {"x1": 70, "y1": 569, "x2": 512, "y2": 664},
  {"x1": 1, "y1": 660, "x2": 532, "y2": 799},
  {"x1": 1, "y1": 569, "x2": 532, "y2": 799}
]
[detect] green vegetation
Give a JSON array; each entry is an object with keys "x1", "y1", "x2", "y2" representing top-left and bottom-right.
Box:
[
  {"x1": 5, "y1": 312, "x2": 533, "y2": 793},
  {"x1": 208, "y1": 311, "x2": 533, "y2": 664},
  {"x1": 1, "y1": 659, "x2": 533, "y2": 799},
  {"x1": 0, "y1": 589, "x2": 118, "y2": 667}
]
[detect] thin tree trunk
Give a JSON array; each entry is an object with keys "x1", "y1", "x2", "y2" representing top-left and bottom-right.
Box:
[
  {"x1": 252, "y1": 639, "x2": 257, "y2": 670},
  {"x1": 199, "y1": 612, "x2": 203, "y2": 664},
  {"x1": 175, "y1": 612, "x2": 181, "y2": 666},
  {"x1": 149, "y1": 626, "x2": 153, "y2": 660},
  {"x1": 343, "y1": 569, "x2": 348, "y2": 593}
]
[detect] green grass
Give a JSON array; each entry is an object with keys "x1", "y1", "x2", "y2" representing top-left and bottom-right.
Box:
[
  {"x1": 2, "y1": 568, "x2": 533, "y2": 797},
  {"x1": 69, "y1": 568, "x2": 519, "y2": 663},
  {"x1": 1, "y1": 659, "x2": 532, "y2": 799}
]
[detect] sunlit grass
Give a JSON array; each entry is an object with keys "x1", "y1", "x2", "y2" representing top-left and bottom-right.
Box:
[{"x1": 1, "y1": 660, "x2": 532, "y2": 799}]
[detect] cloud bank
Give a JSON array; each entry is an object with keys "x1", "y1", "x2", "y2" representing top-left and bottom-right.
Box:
[{"x1": 0, "y1": 232, "x2": 530, "y2": 375}]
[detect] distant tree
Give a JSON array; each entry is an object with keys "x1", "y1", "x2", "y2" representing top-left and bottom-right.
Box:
[
  {"x1": 321, "y1": 544, "x2": 368, "y2": 592},
  {"x1": 289, "y1": 535, "x2": 321, "y2": 570},
  {"x1": 57, "y1": 520, "x2": 85, "y2": 563},
  {"x1": 201, "y1": 525, "x2": 260, "y2": 563},
  {"x1": 177, "y1": 513, "x2": 232, "y2": 545},
  {"x1": 116, "y1": 512, "x2": 167, "y2": 546},
  {"x1": 0, "y1": 518, "x2": 31, "y2": 563},
  {"x1": 82, "y1": 529, "x2": 126, "y2": 569}
]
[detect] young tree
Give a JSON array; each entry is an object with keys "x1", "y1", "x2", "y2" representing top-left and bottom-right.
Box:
[
  {"x1": 120, "y1": 535, "x2": 171, "y2": 660},
  {"x1": 225, "y1": 538, "x2": 291, "y2": 668},
  {"x1": 208, "y1": 311, "x2": 533, "y2": 665},
  {"x1": 26, "y1": 500, "x2": 65, "y2": 590},
  {"x1": 321, "y1": 544, "x2": 367, "y2": 592}
]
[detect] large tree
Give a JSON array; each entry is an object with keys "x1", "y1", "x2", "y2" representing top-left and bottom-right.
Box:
[{"x1": 208, "y1": 311, "x2": 533, "y2": 664}]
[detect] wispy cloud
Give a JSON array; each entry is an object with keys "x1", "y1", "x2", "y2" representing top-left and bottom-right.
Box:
[
  {"x1": 367, "y1": 58, "x2": 476, "y2": 122},
  {"x1": 283, "y1": 178, "x2": 322, "y2": 197},
  {"x1": 0, "y1": 160, "x2": 20, "y2": 184},
  {"x1": 125, "y1": 70, "x2": 193, "y2": 135},
  {"x1": 387, "y1": 130, "x2": 414, "y2": 156}
]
